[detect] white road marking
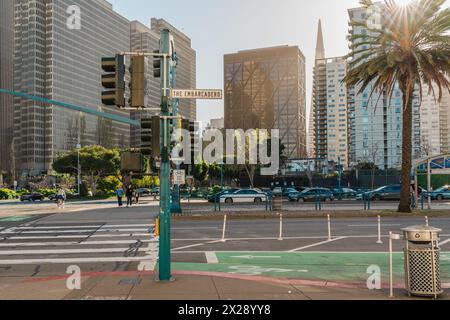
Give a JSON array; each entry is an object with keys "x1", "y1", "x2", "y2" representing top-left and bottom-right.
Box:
[
  {"x1": 0, "y1": 247, "x2": 155, "y2": 256},
  {"x1": 172, "y1": 240, "x2": 222, "y2": 251},
  {"x1": 205, "y1": 251, "x2": 219, "y2": 264},
  {"x1": 1, "y1": 228, "x2": 150, "y2": 234},
  {"x1": 288, "y1": 237, "x2": 348, "y2": 252},
  {"x1": 230, "y1": 255, "x2": 282, "y2": 259},
  {"x1": 348, "y1": 224, "x2": 401, "y2": 227},
  {"x1": 0, "y1": 239, "x2": 156, "y2": 247},
  {"x1": 2, "y1": 234, "x2": 151, "y2": 240},
  {"x1": 0, "y1": 256, "x2": 157, "y2": 265},
  {"x1": 14, "y1": 224, "x2": 154, "y2": 230},
  {"x1": 172, "y1": 227, "x2": 219, "y2": 230}
]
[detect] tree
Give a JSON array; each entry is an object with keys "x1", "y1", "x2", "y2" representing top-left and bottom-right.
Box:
[
  {"x1": 344, "y1": 0, "x2": 450, "y2": 213},
  {"x1": 53, "y1": 146, "x2": 121, "y2": 195}
]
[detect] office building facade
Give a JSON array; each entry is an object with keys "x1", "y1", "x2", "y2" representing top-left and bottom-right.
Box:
[
  {"x1": 0, "y1": 0, "x2": 14, "y2": 182},
  {"x1": 224, "y1": 46, "x2": 307, "y2": 159},
  {"x1": 151, "y1": 18, "x2": 197, "y2": 121},
  {"x1": 13, "y1": 0, "x2": 131, "y2": 176}
]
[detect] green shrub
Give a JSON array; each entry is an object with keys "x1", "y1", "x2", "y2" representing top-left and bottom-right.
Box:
[
  {"x1": 98, "y1": 176, "x2": 122, "y2": 195},
  {"x1": 0, "y1": 188, "x2": 17, "y2": 200}
]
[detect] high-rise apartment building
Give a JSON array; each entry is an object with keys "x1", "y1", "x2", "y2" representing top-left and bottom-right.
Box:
[
  {"x1": 0, "y1": 0, "x2": 14, "y2": 182},
  {"x1": 151, "y1": 18, "x2": 197, "y2": 121},
  {"x1": 224, "y1": 46, "x2": 307, "y2": 159},
  {"x1": 440, "y1": 91, "x2": 450, "y2": 154},
  {"x1": 13, "y1": 0, "x2": 131, "y2": 176},
  {"x1": 347, "y1": 5, "x2": 421, "y2": 169},
  {"x1": 310, "y1": 21, "x2": 350, "y2": 168}
]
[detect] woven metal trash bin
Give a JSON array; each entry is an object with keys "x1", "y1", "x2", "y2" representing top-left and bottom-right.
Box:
[{"x1": 402, "y1": 225, "x2": 443, "y2": 299}]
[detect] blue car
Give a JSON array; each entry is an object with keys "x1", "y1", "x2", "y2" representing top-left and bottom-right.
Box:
[{"x1": 429, "y1": 186, "x2": 450, "y2": 201}]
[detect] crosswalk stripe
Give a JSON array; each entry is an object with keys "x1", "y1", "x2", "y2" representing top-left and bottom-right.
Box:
[
  {"x1": 2, "y1": 233, "x2": 151, "y2": 240},
  {"x1": 0, "y1": 246, "x2": 157, "y2": 256},
  {"x1": 13, "y1": 224, "x2": 154, "y2": 230},
  {"x1": 0, "y1": 239, "x2": 157, "y2": 247},
  {"x1": 0, "y1": 222, "x2": 161, "y2": 266},
  {"x1": 1, "y1": 228, "x2": 151, "y2": 234},
  {"x1": 0, "y1": 256, "x2": 157, "y2": 265}
]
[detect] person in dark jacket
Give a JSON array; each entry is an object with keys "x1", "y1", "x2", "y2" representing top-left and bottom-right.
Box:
[{"x1": 126, "y1": 185, "x2": 134, "y2": 208}]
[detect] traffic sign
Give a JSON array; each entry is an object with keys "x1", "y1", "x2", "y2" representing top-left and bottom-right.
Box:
[
  {"x1": 171, "y1": 89, "x2": 222, "y2": 100},
  {"x1": 173, "y1": 170, "x2": 186, "y2": 185}
]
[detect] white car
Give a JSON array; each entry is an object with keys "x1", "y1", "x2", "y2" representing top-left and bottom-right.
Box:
[{"x1": 220, "y1": 189, "x2": 268, "y2": 204}]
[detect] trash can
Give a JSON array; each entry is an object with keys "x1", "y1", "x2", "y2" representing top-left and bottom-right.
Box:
[
  {"x1": 272, "y1": 191, "x2": 283, "y2": 211},
  {"x1": 402, "y1": 225, "x2": 443, "y2": 298}
]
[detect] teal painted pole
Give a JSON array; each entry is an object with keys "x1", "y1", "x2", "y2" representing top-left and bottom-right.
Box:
[
  {"x1": 170, "y1": 53, "x2": 182, "y2": 214},
  {"x1": 159, "y1": 29, "x2": 172, "y2": 282},
  {"x1": 338, "y1": 156, "x2": 341, "y2": 190}
]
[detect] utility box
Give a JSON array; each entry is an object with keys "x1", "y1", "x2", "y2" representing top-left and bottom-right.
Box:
[{"x1": 402, "y1": 225, "x2": 443, "y2": 299}]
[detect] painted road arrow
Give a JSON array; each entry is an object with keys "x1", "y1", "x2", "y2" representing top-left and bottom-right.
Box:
[{"x1": 230, "y1": 255, "x2": 282, "y2": 259}]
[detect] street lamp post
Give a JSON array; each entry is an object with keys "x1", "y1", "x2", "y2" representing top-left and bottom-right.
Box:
[
  {"x1": 338, "y1": 156, "x2": 341, "y2": 190},
  {"x1": 76, "y1": 143, "x2": 81, "y2": 195}
]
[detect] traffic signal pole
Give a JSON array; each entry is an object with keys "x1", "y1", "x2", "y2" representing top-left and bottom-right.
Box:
[
  {"x1": 170, "y1": 53, "x2": 182, "y2": 214},
  {"x1": 158, "y1": 29, "x2": 173, "y2": 281}
]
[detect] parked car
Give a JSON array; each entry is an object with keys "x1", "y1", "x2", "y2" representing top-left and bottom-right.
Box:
[
  {"x1": 137, "y1": 188, "x2": 152, "y2": 197},
  {"x1": 151, "y1": 187, "x2": 160, "y2": 196},
  {"x1": 428, "y1": 186, "x2": 450, "y2": 201},
  {"x1": 220, "y1": 189, "x2": 268, "y2": 204},
  {"x1": 288, "y1": 188, "x2": 334, "y2": 202},
  {"x1": 363, "y1": 185, "x2": 402, "y2": 201},
  {"x1": 20, "y1": 192, "x2": 45, "y2": 202},
  {"x1": 207, "y1": 188, "x2": 240, "y2": 203},
  {"x1": 332, "y1": 188, "x2": 357, "y2": 200}
]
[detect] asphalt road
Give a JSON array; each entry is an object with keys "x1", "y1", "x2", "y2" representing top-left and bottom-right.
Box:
[{"x1": 1, "y1": 203, "x2": 450, "y2": 290}]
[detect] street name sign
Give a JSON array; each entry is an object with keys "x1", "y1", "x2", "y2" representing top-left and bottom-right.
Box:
[
  {"x1": 171, "y1": 89, "x2": 222, "y2": 100},
  {"x1": 173, "y1": 170, "x2": 186, "y2": 185}
]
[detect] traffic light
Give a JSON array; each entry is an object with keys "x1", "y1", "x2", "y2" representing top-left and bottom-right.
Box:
[
  {"x1": 141, "y1": 116, "x2": 160, "y2": 158},
  {"x1": 129, "y1": 56, "x2": 145, "y2": 108},
  {"x1": 153, "y1": 50, "x2": 161, "y2": 78},
  {"x1": 101, "y1": 55, "x2": 125, "y2": 107}
]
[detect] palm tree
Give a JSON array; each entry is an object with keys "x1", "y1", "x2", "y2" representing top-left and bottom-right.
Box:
[{"x1": 344, "y1": 0, "x2": 450, "y2": 213}]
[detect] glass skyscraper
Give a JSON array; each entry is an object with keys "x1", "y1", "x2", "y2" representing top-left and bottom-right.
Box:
[
  {"x1": 0, "y1": 0, "x2": 14, "y2": 182},
  {"x1": 13, "y1": 0, "x2": 131, "y2": 176},
  {"x1": 224, "y1": 46, "x2": 307, "y2": 159}
]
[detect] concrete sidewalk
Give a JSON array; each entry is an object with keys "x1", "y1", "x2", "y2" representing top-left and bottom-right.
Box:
[{"x1": 1, "y1": 272, "x2": 448, "y2": 300}]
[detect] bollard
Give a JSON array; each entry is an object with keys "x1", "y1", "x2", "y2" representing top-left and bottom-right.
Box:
[
  {"x1": 364, "y1": 194, "x2": 367, "y2": 210},
  {"x1": 221, "y1": 214, "x2": 227, "y2": 242},
  {"x1": 278, "y1": 214, "x2": 283, "y2": 241},
  {"x1": 155, "y1": 217, "x2": 160, "y2": 237},
  {"x1": 389, "y1": 231, "x2": 394, "y2": 298},
  {"x1": 214, "y1": 195, "x2": 217, "y2": 212},
  {"x1": 377, "y1": 216, "x2": 383, "y2": 244},
  {"x1": 421, "y1": 194, "x2": 424, "y2": 210},
  {"x1": 327, "y1": 214, "x2": 331, "y2": 240},
  {"x1": 388, "y1": 232, "x2": 401, "y2": 298}
]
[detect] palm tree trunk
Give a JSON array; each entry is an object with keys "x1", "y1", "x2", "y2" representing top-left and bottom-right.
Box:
[{"x1": 398, "y1": 88, "x2": 414, "y2": 213}]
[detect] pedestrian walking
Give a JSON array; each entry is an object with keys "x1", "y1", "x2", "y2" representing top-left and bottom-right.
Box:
[
  {"x1": 126, "y1": 185, "x2": 134, "y2": 208},
  {"x1": 134, "y1": 189, "x2": 140, "y2": 205},
  {"x1": 116, "y1": 186, "x2": 124, "y2": 207},
  {"x1": 56, "y1": 188, "x2": 66, "y2": 209}
]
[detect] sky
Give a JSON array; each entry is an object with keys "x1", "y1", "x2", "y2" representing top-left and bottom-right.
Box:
[{"x1": 106, "y1": 0, "x2": 381, "y2": 126}]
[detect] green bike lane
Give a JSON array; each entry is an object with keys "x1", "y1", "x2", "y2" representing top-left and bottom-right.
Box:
[{"x1": 170, "y1": 252, "x2": 450, "y2": 284}]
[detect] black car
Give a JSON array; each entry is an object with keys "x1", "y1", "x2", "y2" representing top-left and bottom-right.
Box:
[
  {"x1": 332, "y1": 188, "x2": 357, "y2": 200},
  {"x1": 20, "y1": 192, "x2": 45, "y2": 202},
  {"x1": 288, "y1": 188, "x2": 334, "y2": 202}
]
